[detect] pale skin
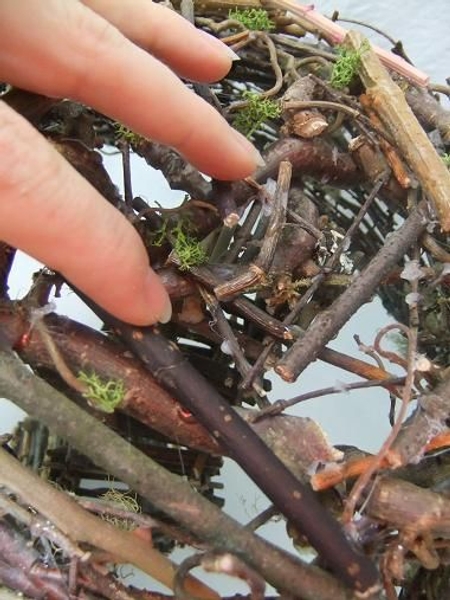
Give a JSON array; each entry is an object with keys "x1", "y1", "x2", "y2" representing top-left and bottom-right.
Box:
[{"x1": 0, "y1": 0, "x2": 262, "y2": 324}]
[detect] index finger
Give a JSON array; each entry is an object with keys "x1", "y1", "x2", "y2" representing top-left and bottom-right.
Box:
[
  {"x1": 0, "y1": 0, "x2": 262, "y2": 179},
  {"x1": 81, "y1": 0, "x2": 238, "y2": 83}
]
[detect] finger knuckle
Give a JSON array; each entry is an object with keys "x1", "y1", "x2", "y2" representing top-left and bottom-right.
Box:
[{"x1": 0, "y1": 102, "x2": 65, "y2": 219}]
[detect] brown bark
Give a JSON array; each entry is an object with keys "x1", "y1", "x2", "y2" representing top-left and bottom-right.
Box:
[{"x1": 0, "y1": 347, "x2": 372, "y2": 600}]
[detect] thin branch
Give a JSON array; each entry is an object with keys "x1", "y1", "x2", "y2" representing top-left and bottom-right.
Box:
[
  {"x1": 275, "y1": 202, "x2": 428, "y2": 382},
  {"x1": 251, "y1": 376, "x2": 405, "y2": 422}
]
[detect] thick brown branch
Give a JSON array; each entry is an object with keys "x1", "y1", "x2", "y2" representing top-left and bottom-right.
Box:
[
  {"x1": 75, "y1": 295, "x2": 380, "y2": 595},
  {"x1": 0, "y1": 347, "x2": 371, "y2": 600},
  {"x1": 365, "y1": 477, "x2": 450, "y2": 539},
  {"x1": 0, "y1": 303, "x2": 339, "y2": 480}
]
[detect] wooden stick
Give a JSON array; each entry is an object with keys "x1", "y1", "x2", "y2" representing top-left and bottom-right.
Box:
[
  {"x1": 347, "y1": 30, "x2": 450, "y2": 232},
  {"x1": 0, "y1": 448, "x2": 219, "y2": 599}
]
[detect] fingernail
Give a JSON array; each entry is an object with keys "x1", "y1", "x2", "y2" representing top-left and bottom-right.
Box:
[
  {"x1": 145, "y1": 269, "x2": 172, "y2": 324},
  {"x1": 157, "y1": 300, "x2": 172, "y2": 324},
  {"x1": 223, "y1": 45, "x2": 241, "y2": 62},
  {"x1": 231, "y1": 129, "x2": 266, "y2": 167},
  {"x1": 198, "y1": 29, "x2": 240, "y2": 61}
]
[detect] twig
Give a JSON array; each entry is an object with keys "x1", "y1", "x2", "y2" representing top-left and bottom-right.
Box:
[
  {"x1": 347, "y1": 30, "x2": 450, "y2": 231},
  {"x1": 0, "y1": 347, "x2": 375, "y2": 600},
  {"x1": 214, "y1": 161, "x2": 292, "y2": 300},
  {"x1": 344, "y1": 230, "x2": 422, "y2": 522},
  {"x1": 223, "y1": 200, "x2": 262, "y2": 263},
  {"x1": 199, "y1": 287, "x2": 266, "y2": 399},
  {"x1": 251, "y1": 376, "x2": 405, "y2": 422},
  {"x1": 33, "y1": 318, "x2": 88, "y2": 395},
  {"x1": 331, "y1": 14, "x2": 398, "y2": 47},
  {"x1": 73, "y1": 291, "x2": 381, "y2": 595},
  {"x1": 186, "y1": 265, "x2": 294, "y2": 339},
  {"x1": 343, "y1": 325, "x2": 417, "y2": 523},
  {"x1": 264, "y1": 0, "x2": 429, "y2": 86},
  {"x1": 245, "y1": 505, "x2": 279, "y2": 531},
  {"x1": 120, "y1": 141, "x2": 133, "y2": 207},
  {"x1": 275, "y1": 202, "x2": 428, "y2": 382},
  {"x1": 221, "y1": 29, "x2": 283, "y2": 105}
]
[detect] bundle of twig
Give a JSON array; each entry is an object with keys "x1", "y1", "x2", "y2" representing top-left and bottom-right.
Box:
[{"x1": 1, "y1": 1, "x2": 450, "y2": 599}]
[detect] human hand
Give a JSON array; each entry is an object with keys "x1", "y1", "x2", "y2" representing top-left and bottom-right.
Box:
[{"x1": 0, "y1": 0, "x2": 262, "y2": 324}]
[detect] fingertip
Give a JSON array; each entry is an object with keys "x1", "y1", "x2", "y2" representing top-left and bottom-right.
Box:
[
  {"x1": 196, "y1": 128, "x2": 265, "y2": 180},
  {"x1": 195, "y1": 29, "x2": 239, "y2": 81},
  {"x1": 230, "y1": 129, "x2": 266, "y2": 168},
  {"x1": 73, "y1": 268, "x2": 172, "y2": 326},
  {"x1": 142, "y1": 269, "x2": 172, "y2": 325}
]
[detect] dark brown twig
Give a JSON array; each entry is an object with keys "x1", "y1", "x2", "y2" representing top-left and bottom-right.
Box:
[{"x1": 214, "y1": 160, "x2": 292, "y2": 301}]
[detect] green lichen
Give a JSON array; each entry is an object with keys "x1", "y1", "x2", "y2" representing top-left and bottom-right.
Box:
[
  {"x1": 172, "y1": 223, "x2": 208, "y2": 271},
  {"x1": 233, "y1": 90, "x2": 281, "y2": 139},
  {"x1": 114, "y1": 122, "x2": 144, "y2": 145},
  {"x1": 152, "y1": 220, "x2": 208, "y2": 271},
  {"x1": 78, "y1": 371, "x2": 125, "y2": 413},
  {"x1": 330, "y1": 41, "x2": 369, "y2": 89},
  {"x1": 229, "y1": 8, "x2": 275, "y2": 31}
]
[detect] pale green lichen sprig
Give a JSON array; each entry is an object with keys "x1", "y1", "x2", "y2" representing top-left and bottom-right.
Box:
[
  {"x1": 77, "y1": 371, "x2": 125, "y2": 414},
  {"x1": 233, "y1": 90, "x2": 281, "y2": 139},
  {"x1": 228, "y1": 8, "x2": 275, "y2": 31},
  {"x1": 330, "y1": 40, "x2": 370, "y2": 90}
]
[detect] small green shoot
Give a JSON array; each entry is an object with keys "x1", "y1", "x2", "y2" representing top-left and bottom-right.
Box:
[
  {"x1": 330, "y1": 41, "x2": 369, "y2": 89},
  {"x1": 233, "y1": 90, "x2": 281, "y2": 139},
  {"x1": 229, "y1": 8, "x2": 275, "y2": 31},
  {"x1": 442, "y1": 153, "x2": 450, "y2": 168},
  {"x1": 78, "y1": 371, "x2": 125, "y2": 413}
]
